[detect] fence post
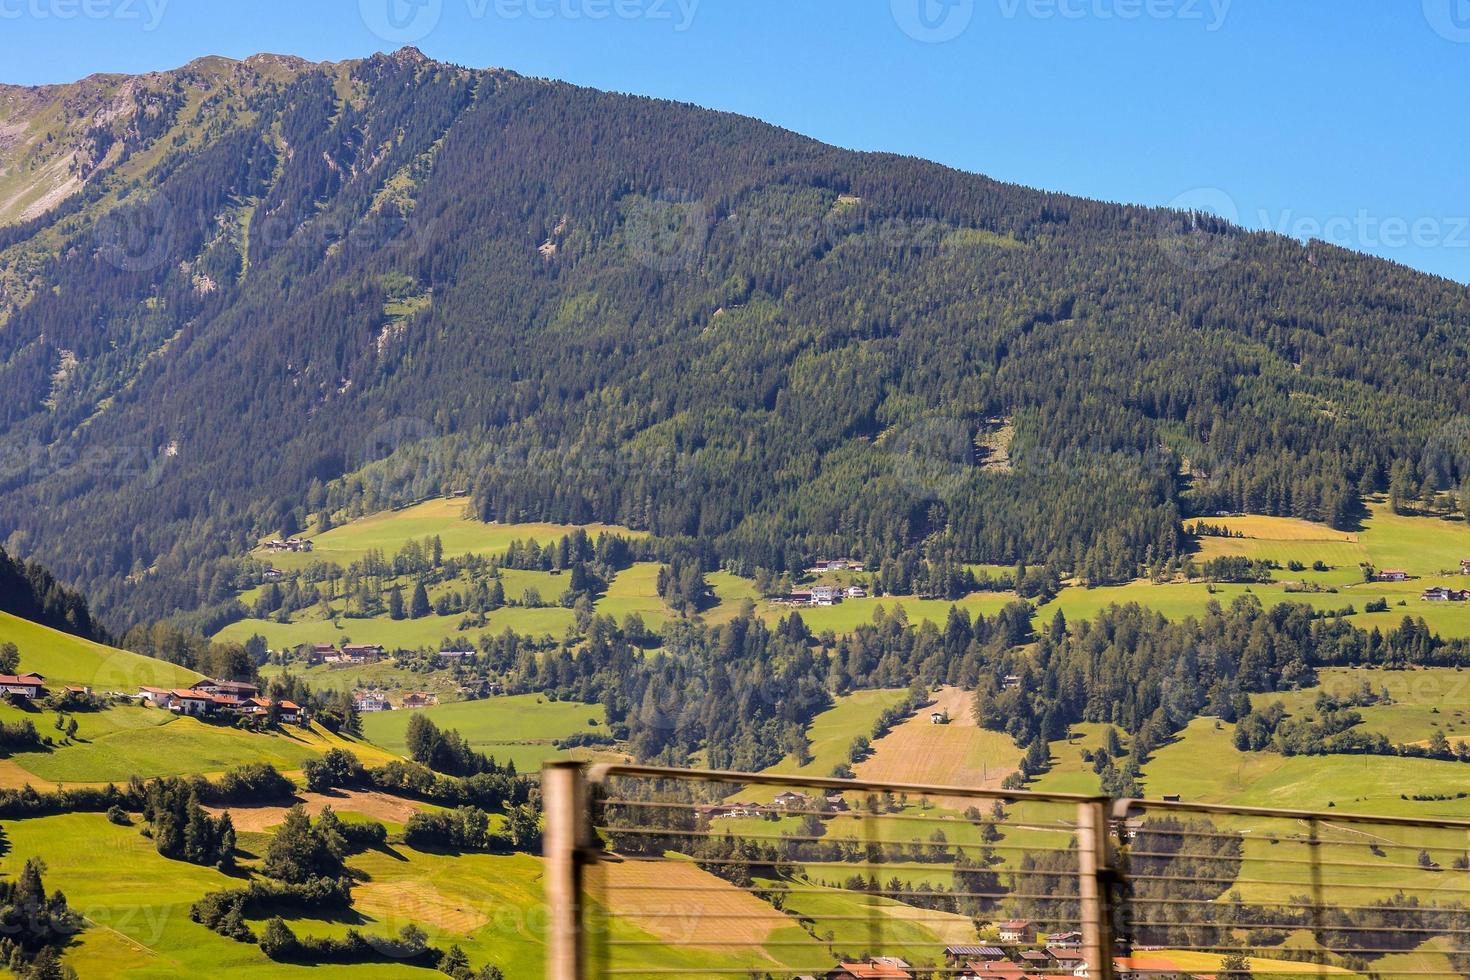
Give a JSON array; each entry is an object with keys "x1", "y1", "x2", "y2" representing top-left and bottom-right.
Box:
[
  {"x1": 1077, "y1": 800, "x2": 1117, "y2": 980},
  {"x1": 544, "y1": 761, "x2": 591, "y2": 980}
]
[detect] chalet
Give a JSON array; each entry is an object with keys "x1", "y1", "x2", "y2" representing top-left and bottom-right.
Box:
[
  {"x1": 1046, "y1": 932, "x2": 1082, "y2": 949},
  {"x1": 436, "y1": 649, "x2": 475, "y2": 663},
  {"x1": 1109, "y1": 957, "x2": 1182, "y2": 980},
  {"x1": 192, "y1": 679, "x2": 260, "y2": 699},
  {"x1": 844, "y1": 585, "x2": 867, "y2": 599},
  {"x1": 773, "y1": 791, "x2": 814, "y2": 810},
  {"x1": 340, "y1": 644, "x2": 385, "y2": 663},
  {"x1": 276, "y1": 700, "x2": 302, "y2": 723},
  {"x1": 826, "y1": 960, "x2": 912, "y2": 980},
  {"x1": 824, "y1": 793, "x2": 850, "y2": 812},
  {"x1": 944, "y1": 946, "x2": 1007, "y2": 966},
  {"x1": 138, "y1": 685, "x2": 173, "y2": 707},
  {"x1": 1047, "y1": 948, "x2": 1085, "y2": 972},
  {"x1": 811, "y1": 586, "x2": 841, "y2": 606},
  {"x1": 64, "y1": 685, "x2": 90, "y2": 696},
  {"x1": 785, "y1": 590, "x2": 814, "y2": 606},
  {"x1": 308, "y1": 643, "x2": 337, "y2": 664},
  {"x1": 698, "y1": 802, "x2": 765, "y2": 819},
  {"x1": 264, "y1": 537, "x2": 314, "y2": 553},
  {"x1": 1377, "y1": 569, "x2": 1409, "y2": 582},
  {"x1": 168, "y1": 689, "x2": 215, "y2": 717},
  {"x1": 354, "y1": 691, "x2": 391, "y2": 713},
  {"x1": 263, "y1": 567, "x2": 286, "y2": 581},
  {"x1": 401, "y1": 691, "x2": 436, "y2": 709},
  {"x1": 997, "y1": 919, "x2": 1036, "y2": 944},
  {"x1": 1001, "y1": 674, "x2": 1023, "y2": 691},
  {"x1": 1422, "y1": 587, "x2": 1470, "y2": 602},
  {"x1": 1017, "y1": 950, "x2": 1051, "y2": 968},
  {"x1": 0, "y1": 674, "x2": 44, "y2": 699},
  {"x1": 211, "y1": 694, "x2": 247, "y2": 714},
  {"x1": 957, "y1": 962, "x2": 1027, "y2": 980}
]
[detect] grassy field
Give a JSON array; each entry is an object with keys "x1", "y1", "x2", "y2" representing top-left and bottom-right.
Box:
[
  {"x1": 761, "y1": 689, "x2": 909, "y2": 784},
  {"x1": 1253, "y1": 666, "x2": 1470, "y2": 747},
  {"x1": 0, "y1": 711, "x2": 393, "y2": 785},
  {"x1": 360, "y1": 693, "x2": 614, "y2": 771},
  {"x1": 0, "y1": 611, "x2": 200, "y2": 691},
  {"x1": 258, "y1": 498, "x2": 643, "y2": 571},
  {"x1": 852, "y1": 687, "x2": 1021, "y2": 806}
]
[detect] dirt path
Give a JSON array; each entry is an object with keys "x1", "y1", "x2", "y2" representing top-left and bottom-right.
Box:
[{"x1": 205, "y1": 788, "x2": 427, "y2": 831}]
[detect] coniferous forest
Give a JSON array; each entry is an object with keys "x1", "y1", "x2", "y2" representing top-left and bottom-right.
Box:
[{"x1": 1, "y1": 49, "x2": 1469, "y2": 628}]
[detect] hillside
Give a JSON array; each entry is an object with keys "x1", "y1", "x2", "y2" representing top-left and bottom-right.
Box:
[{"x1": 0, "y1": 49, "x2": 1468, "y2": 629}]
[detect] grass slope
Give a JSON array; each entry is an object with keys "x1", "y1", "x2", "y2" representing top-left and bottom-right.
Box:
[{"x1": 360, "y1": 694, "x2": 611, "y2": 771}]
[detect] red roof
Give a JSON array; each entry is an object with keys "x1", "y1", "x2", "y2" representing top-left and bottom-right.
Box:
[
  {"x1": 0, "y1": 674, "x2": 43, "y2": 685},
  {"x1": 835, "y1": 964, "x2": 911, "y2": 980},
  {"x1": 278, "y1": 700, "x2": 300, "y2": 711},
  {"x1": 171, "y1": 689, "x2": 211, "y2": 700}
]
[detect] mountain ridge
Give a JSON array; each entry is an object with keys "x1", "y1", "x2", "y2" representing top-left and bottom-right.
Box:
[{"x1": 0, "y1": 48, "x2": 1467, "y2": 629}]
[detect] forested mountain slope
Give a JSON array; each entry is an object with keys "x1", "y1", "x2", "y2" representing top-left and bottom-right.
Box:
[{"x1": 0, "y1": 47, "x2": 1468, "y2": 626}]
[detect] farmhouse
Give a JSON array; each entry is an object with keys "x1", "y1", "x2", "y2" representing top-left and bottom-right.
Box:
[
  {"x1": 773, "y1": 791, "x2": 814, "y2": 810},
  {"x1": 308, "y1": 643, "x2": 337, "y2": 664},
  {"x1": 945, "y1": 946, "x2": 1007, "y2": 966},
  {"x1": 826, "y1": 959, "x2": 912, "y2": 980},
  {"x1": 997, "y1": 919, "x2": 1036, "y2": 944},
  {"x1": 263, "y1": 537, "x2": 314, "y2": 553},
  {"x1": 401, "y1": 691, "x2": 436, "y2": 709},
  {"x1": 1422, "y1": 587, "x2": 1470, "y2": 602},
  {"x1": 340, "y1": 644, "x2": 385, "y2": 663},
  {"x1": 354, "y1": 691, "x2": 391, "y2": 712},
  {"x1": 0, "y1": 673, "x2": 45, "y2": 699},
  {"x1": 138, "y1": 685, "x2": 173, "y2": 706},
  {"x1": 168, "y1": 689, "x2": 215, "y2": 716},
  {"x1": 807, "y1": 558, "x2": 864, "y2": 574},
  {"x1": 844, "y1": 585, "x2": 867, "y2": 598},
  {"x1": 811, "y1": 586, "x2": 841, "y2": 605},
  {"x1": 192, "y1": 678, "x2": 261, "y2": 699},
  {"x1": 1377, "y1": 569, "x2": 1409, "y2": 582}
]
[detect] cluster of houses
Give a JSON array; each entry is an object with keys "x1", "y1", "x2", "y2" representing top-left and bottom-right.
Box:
[
  {"x1": 806, "y1": 559, "x2": 865, "y2": 574},
  {"x1": 1422, "y1": 586, "x2": 1470, "y2": 602},
  {"x1": 806, "y1": 936, "x2": 1192, "y2": 980},
  {"x1": 136, "y1": 679, "x2": 302, "y2": 723},
  {"x1": 307, "y1": 643, "x2": 385, "y2": 665},
  {"x1": 700, "y1": 789, "x2": 850, "y2": 820},
  {"x1": 262, "y1": 537, "x2": 314, "y2": 553},
  {"x1": 775, "y1": 584, "x2": 868, "y2": 608},
  {"x1": 351, "y1": 688, "x2": 437, "y2": 712}
]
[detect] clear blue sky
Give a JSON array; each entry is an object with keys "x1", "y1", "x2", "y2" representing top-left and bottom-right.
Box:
[{"x1": 3, "y1": 0, "x2": 1468, "y2": 282}]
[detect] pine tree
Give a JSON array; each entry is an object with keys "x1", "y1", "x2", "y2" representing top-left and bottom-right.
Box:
[{"x1": 410, "y1": 580, "x2": 431, "y2": 619}]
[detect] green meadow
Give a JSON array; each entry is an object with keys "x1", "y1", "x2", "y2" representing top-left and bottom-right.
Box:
[
  {"x1": 360, "y1": 693, "x2": 611, "y2": 771},
  {"x1": 258, "y1": 498, "x2": 642, "y2": 571},
  {"x1": 0, "y1": 611, "x2": 200, "y2": 691}
]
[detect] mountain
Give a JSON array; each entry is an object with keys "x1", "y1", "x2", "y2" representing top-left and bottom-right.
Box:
[{"x1": 1, "y1": 48, "x2": 1468, "y2": 627}]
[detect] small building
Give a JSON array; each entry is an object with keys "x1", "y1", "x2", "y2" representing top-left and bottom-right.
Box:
[
  {"x1": 168, "y1": 689, "x2": 215, "y2": 717},
  {"x1": 845, "y1": 585, "x2": 867, "y2": 599},
  {"x1": 930, "y1": 711, "x2": 949, "y2": 724},
  {"x1": 263, "y1": 567, "x2": 286, "y2": 581},
  {"x1": 826, "y1": 960, "x2": 912, "y2": 980},
  {"x1": 341, "y1": 644, "x2": 385, "y2": 663},
  {"x1": 997, "y1": 919, "x2": 1036, "y2": 944},
  {"x1": 138, "y1": 685, "x2": 173, "y2": 707},
  {"x1": 353, "y1": 691, "x2": 391, "y2": 713},
  {"x1": 0, "y1": 674, "x2": 44, "y2": 699},
  {"x1": 1377, "y1": 569, "x2": 1409, "y2": 582},
  {"x1": 401, "y1": 691, "x2": 435, "y2": 710},
  {"x1": 1046, "y1": 932, "x2": 1083, "y2": 949},
  {"x1": 1461, "y1": 558, "x2": 1470, "y2": 574},
  {"x1": 811, "y1": 586, "x2": 841, "y2": 606},
  {"x1": 436, "y1": 649, "x2": 475, "y2": 663},
  {"x1": 944, "y1": 946, "x2": 1007, "y2": 966},
  {"x1": 308, "y1": 643, "x2": 337, "y2": 665},
  {"x1": 276, "y1": 700, "x2": 302, "y2": 724},
  {"x1": 773, "y1": 791, "x2": 813, "y2": 810}
]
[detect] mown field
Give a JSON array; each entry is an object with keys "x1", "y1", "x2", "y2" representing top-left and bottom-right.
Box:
[{"x1": 360, "y1": 693, "x2": 616, "y2": 772}]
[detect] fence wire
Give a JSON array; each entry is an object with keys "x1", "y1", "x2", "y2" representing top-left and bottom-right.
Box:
[{"x1": 546, "y1": 763, "x2": 1470, "y2": 980}]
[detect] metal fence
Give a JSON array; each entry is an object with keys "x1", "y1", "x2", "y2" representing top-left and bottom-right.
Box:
[{"x1": 544, "y1": 762, "x2": 1470, "y2": 980}]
